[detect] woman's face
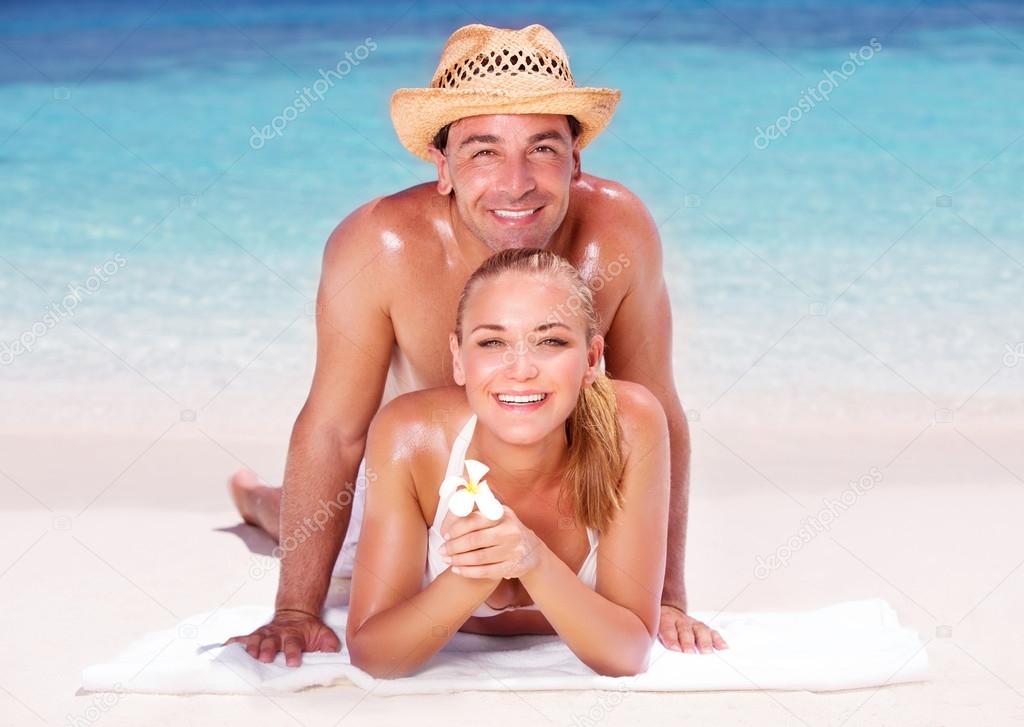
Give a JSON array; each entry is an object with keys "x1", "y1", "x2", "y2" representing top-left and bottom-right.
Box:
[{"x1": 450, "y1": 271, "x2": 603, "y2": 446}]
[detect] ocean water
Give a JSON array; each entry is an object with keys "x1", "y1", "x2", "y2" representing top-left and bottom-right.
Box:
[{"x1": 1, "y1": 1, "x2": 1022, "y2": 434}]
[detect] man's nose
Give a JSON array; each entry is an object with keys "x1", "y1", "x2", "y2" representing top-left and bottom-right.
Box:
[{"x1": 495, "y1": 155, "x2": 537, "y2": 200}]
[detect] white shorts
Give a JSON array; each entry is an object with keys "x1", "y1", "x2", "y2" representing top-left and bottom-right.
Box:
[{"x1": 332, "y1": 458, "x2": 367, "y2": 578}]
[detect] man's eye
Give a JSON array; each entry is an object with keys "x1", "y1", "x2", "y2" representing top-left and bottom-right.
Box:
[
  {"x1": 473, "y1": 149, "x2": 495, "y2": 158},
  {"x1": 533, "y1": 145, "x2": 555, "y2": 154}
]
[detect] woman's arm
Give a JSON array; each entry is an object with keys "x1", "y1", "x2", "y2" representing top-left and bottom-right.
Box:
[
  {"x1": 520, "y1": 383, "x2": 670, "y2": 675},
  {"x1": 442, "y1": 382, "x2": 671, "y2": 676},
  {"x1": 344, "y1": 396, "x2": 502, "y2": 678}
]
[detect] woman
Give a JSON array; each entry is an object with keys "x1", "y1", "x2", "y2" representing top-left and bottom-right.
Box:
[{"x1": 346, "y1": 248, "x2": 670, "y2": 678}]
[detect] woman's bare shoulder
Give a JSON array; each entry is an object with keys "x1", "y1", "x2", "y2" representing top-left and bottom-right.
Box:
[{"x1": 369, "y1": 386, "x2": 471, "y2": 460}]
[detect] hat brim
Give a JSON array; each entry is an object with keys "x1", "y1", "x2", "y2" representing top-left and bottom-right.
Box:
[{"x1": 390, "y1": 87, "x2": 621, "y2": 161}]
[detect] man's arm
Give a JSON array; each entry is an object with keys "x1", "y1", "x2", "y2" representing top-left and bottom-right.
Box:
[
  {"x1": 601, "y1": 208, "x2": 689, "y2": 610},
  {"x1": 228, "y1": 201, "x2": 398, "y2": 666},
  {"x1": 601, "y1": 194, "x2": 727, "y2": 654}
]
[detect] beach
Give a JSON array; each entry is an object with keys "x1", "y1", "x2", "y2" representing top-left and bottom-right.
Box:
[
  {"x1": 2, "y1": 409, "x2": 1022, "y2": 724},
  {"x1": 2, "y1": 0, "x2": 1023, "y2": 723}
]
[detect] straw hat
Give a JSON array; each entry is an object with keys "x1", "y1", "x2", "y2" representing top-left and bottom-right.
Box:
[{"x1": 391, "y1": 24, "x2": 621, "y2": 161}]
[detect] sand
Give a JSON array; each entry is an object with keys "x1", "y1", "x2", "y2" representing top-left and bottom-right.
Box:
[{"x1": 0, "y1": 408, "x2": 1021, "y2": 726}]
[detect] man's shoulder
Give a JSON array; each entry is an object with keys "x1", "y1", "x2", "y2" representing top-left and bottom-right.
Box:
[
  {"x1": 573, "y1": 173, "x2": 654, "y2": 226},
  {"x1": 570, "y1": 173, "x2": 660, "y2": 257},
  {"x1": 609, "y1": 378, "x2": 668, "y2": 450},
  {"x1": 565, "y1": 174, "x2": 662, "y2": 287},
  {"x1": 323, "y1": 183, "x2": 441, "y2": 261}
]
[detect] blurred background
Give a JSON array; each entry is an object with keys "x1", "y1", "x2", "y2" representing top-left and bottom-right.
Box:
[{"x1": 2, "y1": 0, "x2": 1021, "y2": 447}]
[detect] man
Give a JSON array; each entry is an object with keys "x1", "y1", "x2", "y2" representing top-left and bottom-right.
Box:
[{"x1": 228, "y1": 23, "x2": 726, "y2": 667}]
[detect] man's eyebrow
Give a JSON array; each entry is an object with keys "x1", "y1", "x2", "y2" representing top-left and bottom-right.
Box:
[
  {"x1": 470, "y1": 322, "x2": 572, "y2": 334},
  {"x1": 526, "y1": 130, "x2": 569, "y2": 145},
  {"x1": 458, "y1": 130, "x2": 569, "y2": 149},
  {"x1": 459, "y1": 134, "x2": 500, "y2": 148}
]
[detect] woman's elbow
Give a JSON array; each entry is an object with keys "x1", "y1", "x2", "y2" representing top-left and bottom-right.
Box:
[
  {"x1": 589, "y1": 640, "x2": 652, "y2": 677},
  {"x1": 347, "y1": 637, "x2": 419, "y2": 679}
]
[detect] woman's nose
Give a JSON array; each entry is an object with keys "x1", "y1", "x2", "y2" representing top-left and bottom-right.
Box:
[{"x1": 503, "y1": 341, "x2": 539, "y2": 379}]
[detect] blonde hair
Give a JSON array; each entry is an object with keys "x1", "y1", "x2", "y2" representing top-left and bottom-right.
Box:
[{"x1": 454, "y1": 248, "x2": 625, "y2": 531}]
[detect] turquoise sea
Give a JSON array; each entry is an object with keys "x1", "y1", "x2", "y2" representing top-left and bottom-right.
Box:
[{"x1": 1, "y1": 1, "x2": 1021, "y2": 433}]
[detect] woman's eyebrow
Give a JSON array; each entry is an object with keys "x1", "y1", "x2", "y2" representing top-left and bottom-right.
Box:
[{"x1": 470, "y1": 322, "x2": 572, "y2": 334}]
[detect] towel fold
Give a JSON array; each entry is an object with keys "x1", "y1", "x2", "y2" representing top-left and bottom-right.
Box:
[{"x1": 81, "y1": 598, "x2": 928, "y2": 696}]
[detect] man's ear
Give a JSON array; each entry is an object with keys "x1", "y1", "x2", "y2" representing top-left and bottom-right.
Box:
[
  {"x1": 570, "y1": 142, "x2": 582, "y2": 180},
  {"x1": 583, "y1": 334, "x2": 604, "y2": 387},
  {"x1": 427, "y1": 146, "x2": 453, "y2": 195},
  {"x1": 449, "y1": 332, "x2": 466, "y2": 385}
]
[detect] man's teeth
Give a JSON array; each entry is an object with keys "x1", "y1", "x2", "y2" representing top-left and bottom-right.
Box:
[
  {"x1": 497, "y1": 393, "x2": 547, "y2": 404},
  {"x1": 493, "y1": 208, "x2": 537, "y2": 219}
]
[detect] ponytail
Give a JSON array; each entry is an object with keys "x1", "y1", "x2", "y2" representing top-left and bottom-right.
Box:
[{"x1": 564, "y1": 369, "x2": 625, "y2": 531}]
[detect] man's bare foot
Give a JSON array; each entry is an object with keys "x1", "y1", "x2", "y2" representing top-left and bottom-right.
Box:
[{"x1": 229, "y1": 468, "x2": 282, "y2": 542}]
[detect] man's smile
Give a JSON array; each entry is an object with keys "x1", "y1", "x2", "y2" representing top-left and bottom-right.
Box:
[{"x1": 490, "y1": 206, "x2": 544, "y2": 225}]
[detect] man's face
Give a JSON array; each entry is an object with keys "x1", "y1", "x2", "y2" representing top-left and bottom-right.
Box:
[{"x1": 429, "y1": 114, "x2": 580, "y2": 251}]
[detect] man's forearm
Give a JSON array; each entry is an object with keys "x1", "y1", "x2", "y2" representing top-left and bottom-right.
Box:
[
  {"x1": 662, "y1": 403, "x2": 690, "y2": 611},
  {"x1": 274, "y1": 417, "x2": 364, "y2": 615}
]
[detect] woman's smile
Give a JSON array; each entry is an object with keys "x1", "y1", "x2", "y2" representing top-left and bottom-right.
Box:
[{"x1": 492, "y1": 390, "x2": 551, "y2": 413}]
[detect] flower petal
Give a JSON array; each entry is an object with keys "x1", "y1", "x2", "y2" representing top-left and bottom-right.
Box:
[
  {"x1": 447, "y1": 489, "x2": 475, "y2": 517},
  {"x1": 475, "y1": 486, "x2": 504, "y2": 521},
  {"x1": 464, "y1": 459, "x2": 490, "y2": 485},
  {"x1": 438, "y1": 475, "x2": 466, "y2": 499}
]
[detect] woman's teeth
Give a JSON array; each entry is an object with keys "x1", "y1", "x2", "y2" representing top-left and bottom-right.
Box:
[{"x1": 497, "y1": 393, "x2": 547, "y2": 404}]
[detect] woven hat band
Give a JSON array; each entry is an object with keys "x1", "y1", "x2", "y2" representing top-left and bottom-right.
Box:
[{"x1": 433, "y1": 47, "x2": 575, "y2": 91}]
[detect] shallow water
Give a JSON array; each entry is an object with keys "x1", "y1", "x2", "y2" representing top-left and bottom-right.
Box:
[{"x1": 1, "y1": 1, "x2": 1021, "y2": 431}]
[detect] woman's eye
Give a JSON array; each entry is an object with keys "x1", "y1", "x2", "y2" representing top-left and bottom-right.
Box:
[
  {"x1": 541, "y1": 338, "x2": 568, "y2": 346},
  {"x1": 478, "y1": 339, "x2": 503, "y2": 348}
]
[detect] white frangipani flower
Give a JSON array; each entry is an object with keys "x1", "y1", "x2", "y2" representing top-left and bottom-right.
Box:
[{"x1": 438, "y1": 459, "x2": 503, "y2": 520}]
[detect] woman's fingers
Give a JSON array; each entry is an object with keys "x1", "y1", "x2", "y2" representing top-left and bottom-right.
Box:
[
  {"x1": 445, "y1": 544, "x2": 505, "y2": 567},
  {"x1": 443, "y1": 518, "x2": 504, "y2": 555},
  {"x1": 449, "y1": 563, "x2": 506, "y2": 579}
]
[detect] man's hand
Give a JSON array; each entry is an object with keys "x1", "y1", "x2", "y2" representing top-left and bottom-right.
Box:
[
  {"x1": 658, "y1": 604, "x2": 729, "y2": 654},
  {"x1": 224, "y1": 609, "x2": 341, "y2": 667}
]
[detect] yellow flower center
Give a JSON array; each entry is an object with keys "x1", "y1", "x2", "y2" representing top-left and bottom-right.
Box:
[{"x1": 465, "y1": 480, "x2": 479, "y2": 495}]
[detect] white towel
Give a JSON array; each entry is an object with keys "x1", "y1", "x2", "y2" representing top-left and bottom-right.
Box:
[{"x1": 81, "y1": 598, "x2": 928, "y2": 695}]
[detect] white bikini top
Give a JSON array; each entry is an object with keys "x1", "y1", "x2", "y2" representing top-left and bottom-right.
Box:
[{"x1": 423, "y1": 413, "x2": 599, "y2": 618}]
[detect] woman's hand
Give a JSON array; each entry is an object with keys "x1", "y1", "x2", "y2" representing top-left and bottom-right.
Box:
[{"x1": 439, "y1": 505, "x2": 544, "y2": 579}]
